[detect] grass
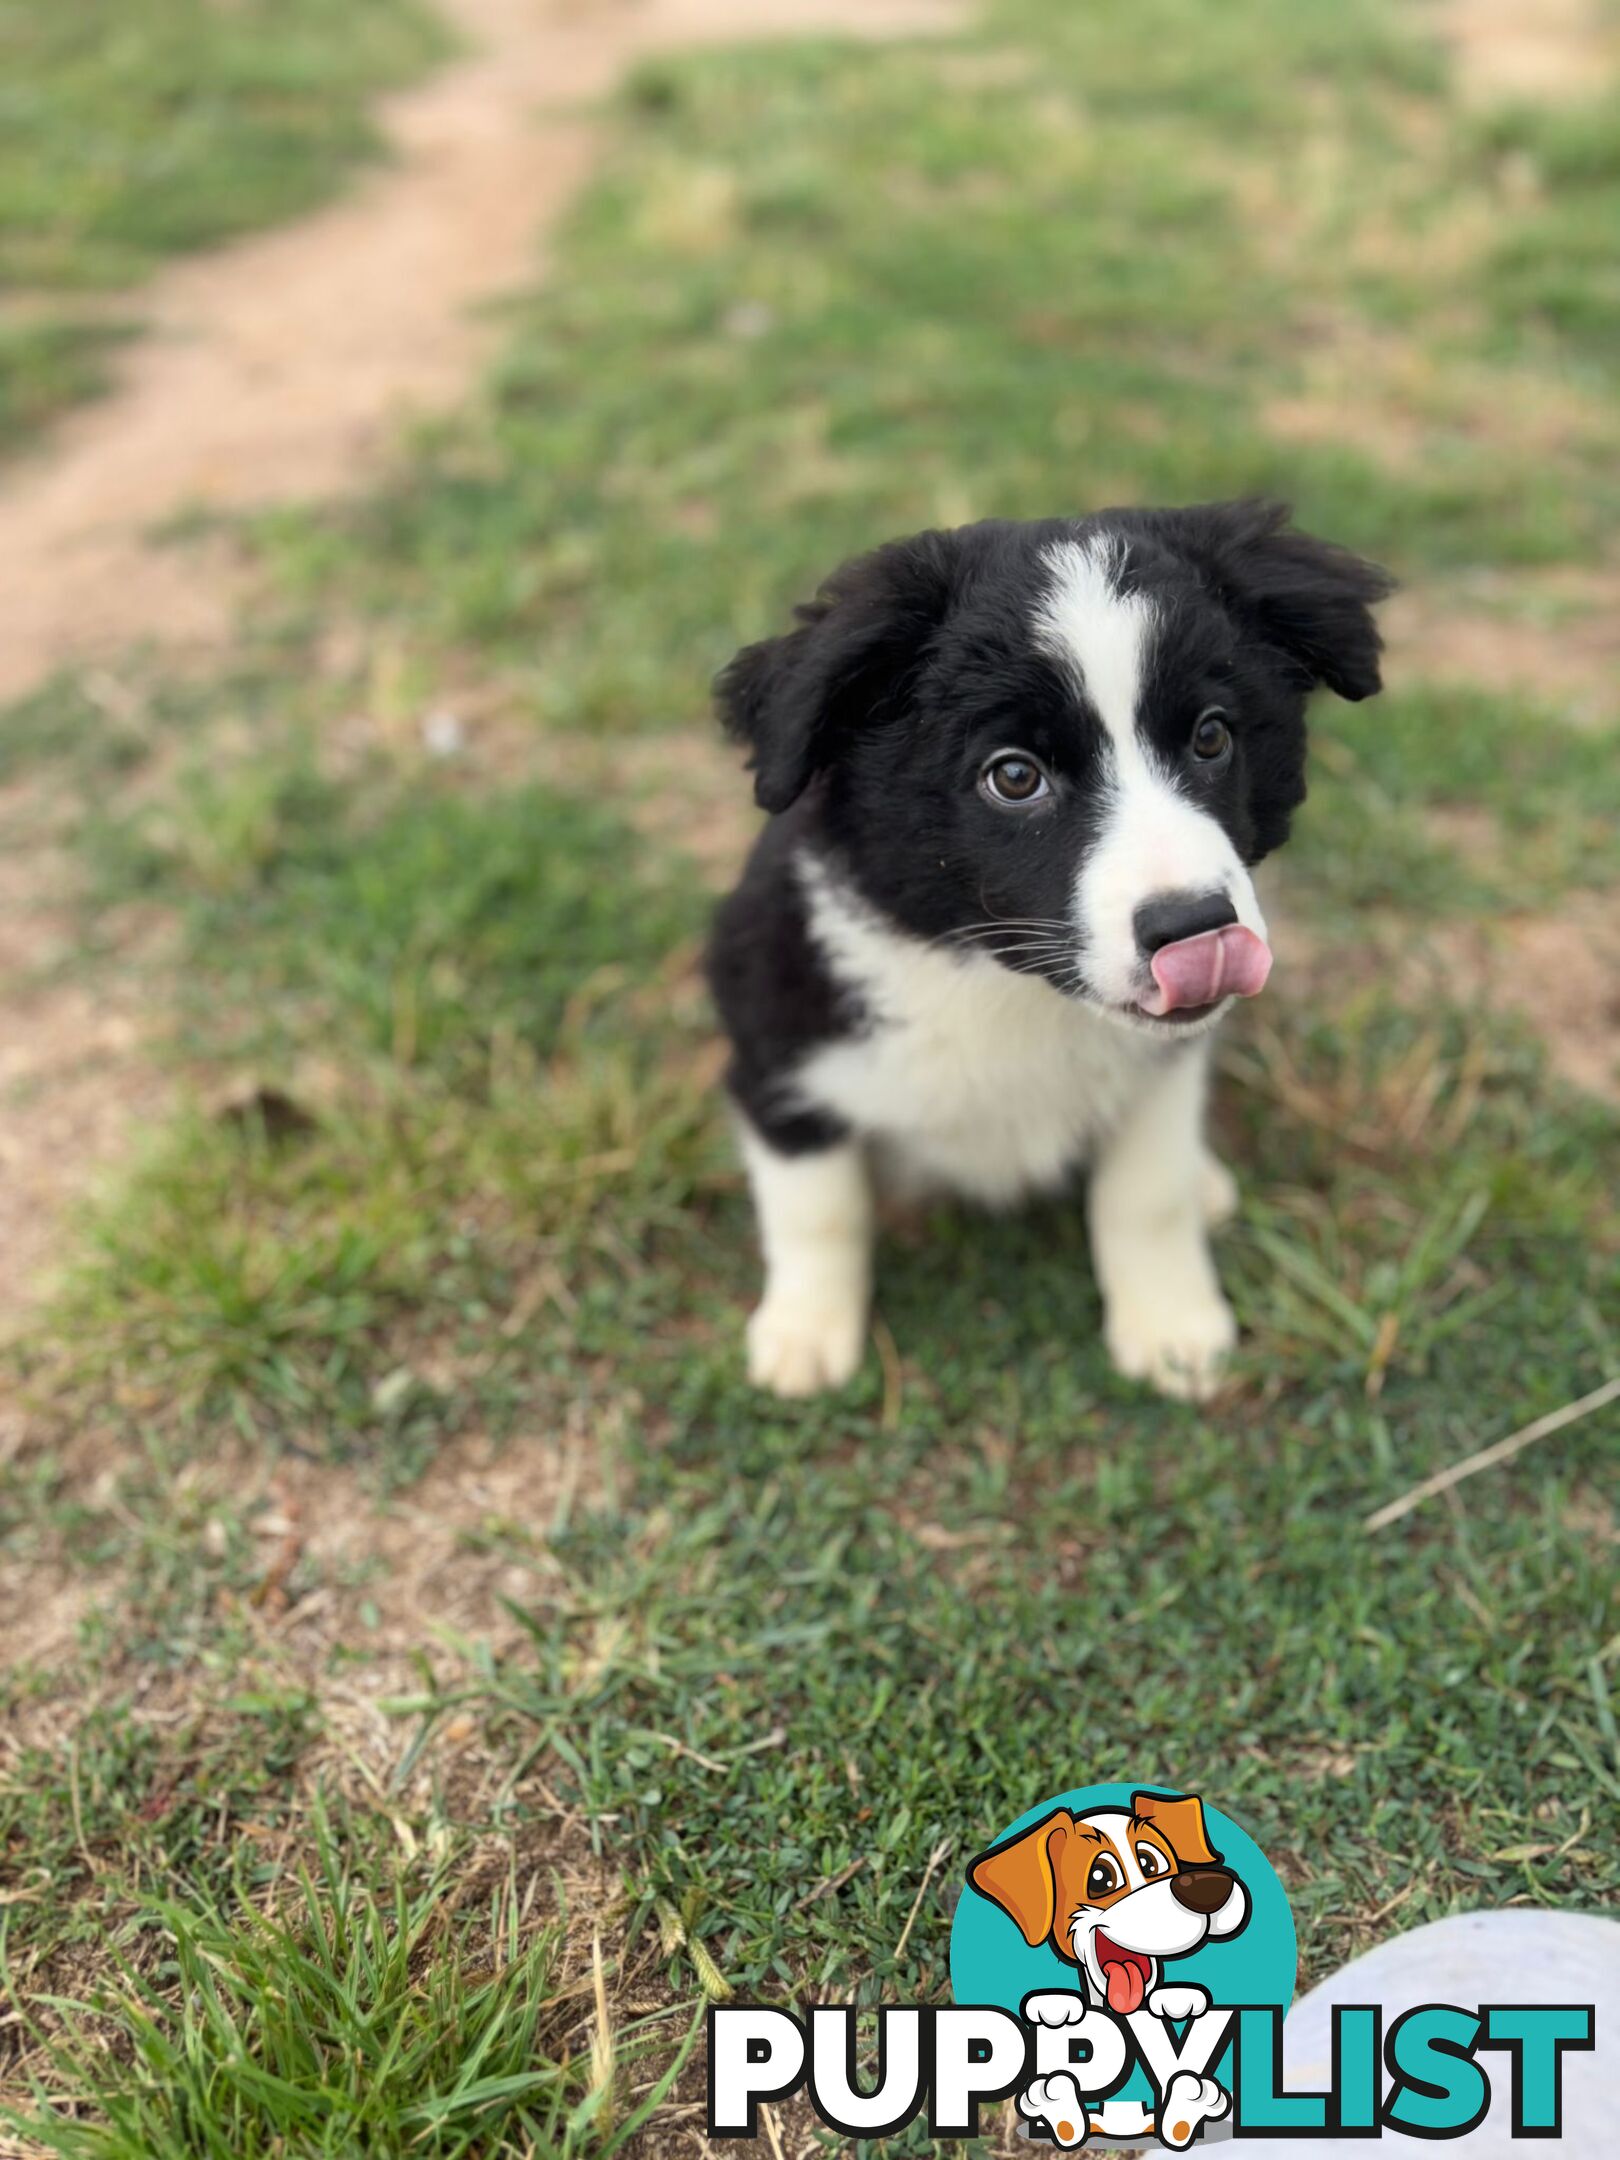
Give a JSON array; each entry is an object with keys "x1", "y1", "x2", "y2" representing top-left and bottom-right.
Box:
[
  {"x1": 2, "y1": 0, "x2": 1618, "y2": 2152},
  {"x1": 0, "y1": 0, "x2": 447, "y2": 448},
  {"x1": 5, "y1": 1803, "x2": 699, "y2": 2159}
]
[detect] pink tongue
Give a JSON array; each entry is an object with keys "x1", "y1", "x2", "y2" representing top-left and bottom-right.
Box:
[
  {"x1": 1146, "y1": 924, "x2": 1272, "y2": 1016},
  {"x1": 1105, "y1": 1960, "x2": 1146, "y2": 2015}
]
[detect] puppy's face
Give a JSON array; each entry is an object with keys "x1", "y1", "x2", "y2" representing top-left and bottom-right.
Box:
[
  {"x1": 719, "y1": 503, "x2": 1390, "y2": 1038},
  {"x1": 968, "y1": 1791, "x2": 1251, "y2": 2013}
]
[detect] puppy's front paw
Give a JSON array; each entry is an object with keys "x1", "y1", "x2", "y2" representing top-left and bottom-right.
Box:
[
  {"x1": 747, "y1": 1295, "x2": 866, "y2": 1398},
  {"x1": 1158, "y1": 2071, "x2": 1229, "y2": 2149},
  {"x1": 1147, "y1": 1983, "x2": 1210, "y2": 2023},
  {"x1": 1022, "y1": 2074, "x2": 1091, "y2": 2146},
  {"x1": 1023, "y1": 1991, "x2": 1089, "y2": 2027},
  {"x1": 1107, "y1": 1293, "x2": 1236, "y2": 1403}
]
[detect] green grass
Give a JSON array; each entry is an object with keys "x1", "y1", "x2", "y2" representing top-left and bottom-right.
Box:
[
  {"x1": 0, "y1": 0, "x2": 448, "y2": 449},
  {"x1": 6, "y1": 1803, "x2": 699, "y2": 2159},
  {"x1": 3, "y1": 0, "x2": 1619, "y2": 2152},
  {"x1": 1474, "y1": 87, "x2": 1620, "y2": 355}
]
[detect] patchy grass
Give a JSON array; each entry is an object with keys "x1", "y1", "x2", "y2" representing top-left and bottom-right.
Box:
[
  {"x1": 3, "y1": 0, "x2": 1619, "y2": 2152},
  {"x1": 6, "y1": 1802, "x2": 697, "y2": 2160},
  {"x1": 0, "y1": 0, "x2": 448, "y2": 449},
  {"x1": 1473, "y1": 86, "x2": 1620, "y2": 356}
]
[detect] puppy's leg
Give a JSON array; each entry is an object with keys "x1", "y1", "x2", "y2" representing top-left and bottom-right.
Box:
[
  {"x1": 741, "y1": 1123, "x2": 873, "y2": 1398},
  {"x1": 1089, "y1": 1048, "x2": 1235, "y2": 1402}
]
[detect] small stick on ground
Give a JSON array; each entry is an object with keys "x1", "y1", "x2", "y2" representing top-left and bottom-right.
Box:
[
  {"x1": 894, "y1": 1836, "x2": 952, "y2": 1963},
  {"x1": 761, "y1": 2102, "x2": 789, "y2": 2160},
  {"x1": 1364, "y1": 1374, "x2": 1620, "y2": 1531},
  {"x1": 873, "y1": 1314, "x2": 904, "y2": 1432}
]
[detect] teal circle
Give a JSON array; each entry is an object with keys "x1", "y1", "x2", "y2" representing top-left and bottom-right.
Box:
[{"x1": 949, "y1": 1784, "x2": 1296, "y2": 2106}]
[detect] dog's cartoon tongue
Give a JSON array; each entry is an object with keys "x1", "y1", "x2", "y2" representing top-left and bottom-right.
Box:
[
  {"x1": 1101, "y1": 1948, "x2": 1147, "y2": 2015},
  {"x1": 1144, "y1": 924, "x2": 1272, "y2": 1017}
]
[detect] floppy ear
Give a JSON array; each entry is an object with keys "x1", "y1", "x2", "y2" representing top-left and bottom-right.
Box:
[
  {"x1": 715, "y1": 529, "x2": 960, "y2": 812},
  {"x1": 967, "y1": 1809, "x2": 1074, "y2": 1948},
  {"x1": 1178, "y1": 498, "x2": 1394, "y2": 702},
  {"x1": 1131, "y1": 1790, "x2": 1220, "y2": 1870}
]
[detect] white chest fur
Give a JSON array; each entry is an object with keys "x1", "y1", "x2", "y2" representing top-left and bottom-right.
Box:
[{"x1": 790, "y1": 858, "x2": 1172, "y2": 1205}]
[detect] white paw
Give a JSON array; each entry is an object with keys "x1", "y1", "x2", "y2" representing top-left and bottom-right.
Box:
[
  {"x1": 1200, "y1": 1153, "x2": 1239, "y2": 1228},
  {"x1": 1147, "y1": 1983, "x2": 1210, "y2": 2023},
  {"x1": 1106, "y1": 1293, "x2": 1236, "y2": 1402},
  {"x1": 1022, "y1": 2073, "x2": 1090, "y2": 2146},
  {"x1": 746, "y1": 1294, "x2": 865, "y2": 1398},
  {"x1": 1023, "y1": 1990, "x2": 1089, "y2": 2027},
  {"x1": 1158, "y1": 2071, "x2": 1229, "y2": 2149}
]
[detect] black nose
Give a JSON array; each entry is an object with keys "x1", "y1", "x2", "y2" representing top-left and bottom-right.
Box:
[
  {"x1": 1134, "y1": 889, "x2": 1237, "y2": 959},
  {"x1": 1170, "y1": 1867, "x2": 1235, "y2": 1915}
]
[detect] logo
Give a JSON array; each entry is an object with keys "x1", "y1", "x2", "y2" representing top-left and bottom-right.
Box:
[
  {"x1": 952, "y1": 1783, "x2": 1292, "y2": 2148},
  {"x1": 708, "y1": 1782, "x2": 1595, "y2": 2146}
]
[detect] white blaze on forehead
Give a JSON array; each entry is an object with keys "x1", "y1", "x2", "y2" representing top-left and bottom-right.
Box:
[
  {"x1": 1033, "y1": 534, "x2": 1265, "y2": 1013},
  {"x1": 1032, "y1": 534, "x2": 1158, "y2": 759}
]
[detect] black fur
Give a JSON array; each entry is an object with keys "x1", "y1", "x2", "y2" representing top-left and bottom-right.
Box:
[{"x1": 707, "y1": 501, "x2": 1392, "y2": 1150}]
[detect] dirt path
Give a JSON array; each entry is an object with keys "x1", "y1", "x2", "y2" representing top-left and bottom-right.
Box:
[
  {"x1": 1439, "y1": 0, "x2": 1619, "y2": 104},
  {"x1": 0, "y1": 0, "x2": 960, "y2": 708},
  {"x1": 0, "y1": 0, "x2": 960, "y2": 1334}
]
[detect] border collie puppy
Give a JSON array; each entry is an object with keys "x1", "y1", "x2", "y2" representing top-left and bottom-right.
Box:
[{"x1": 707, "y1": 501, "x2": 1390, "y2": 1401}]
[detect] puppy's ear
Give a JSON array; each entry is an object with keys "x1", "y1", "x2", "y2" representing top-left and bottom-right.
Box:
[
  {"x1": 1131, "y1": 1790, "x2": 1220, "y2": 1870},
  {"x1": 715, "y1": 529, "x2": 960, "y2": 812},
  {"x1": 1177, "y1": 498, "x2": 1394, "y2": 702},
  {"x1": 967, "y1": 1809, "x2": 1075, "y2": 1948}
]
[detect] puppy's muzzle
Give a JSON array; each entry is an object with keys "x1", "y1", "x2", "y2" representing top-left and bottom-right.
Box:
[{"x1": 1170, "y1": 1867, "x2": 1235, "y2": 1914}]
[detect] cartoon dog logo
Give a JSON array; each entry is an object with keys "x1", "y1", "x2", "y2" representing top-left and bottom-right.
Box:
[{"x1": 968, "y1": 1789, "x2": 1250, "y2": 2149}]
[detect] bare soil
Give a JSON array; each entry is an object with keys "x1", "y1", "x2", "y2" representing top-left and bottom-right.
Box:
[
  {"x1": 0, "y1": 0, "x2": 959, "y2": 1334},
  {"x1": 1383, "y1": 568, "x2": 1620, "y2": 730},
  {"x1": 1438, "y1": 0, "x2": 1620, "y2": 105},
  {"x1": 0, "y1": 0, "x2": 960, "y2": 708},
  {"x1": 1428, "y1": 891, "x2": 1620, "y2": 1103}
]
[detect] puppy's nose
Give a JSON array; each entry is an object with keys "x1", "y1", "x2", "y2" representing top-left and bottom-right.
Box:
[
  {"x1": 1133, "y1": 889, "x2": 1238, "y2": 958},
  {"x1": 1170, "y1": 1867, "x2": 1235, "y2": 1914}
]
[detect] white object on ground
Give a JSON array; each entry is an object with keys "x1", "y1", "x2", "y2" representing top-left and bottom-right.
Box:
[{"x1": 1227, "y1": 1909, "x2": 1618, "y2": 2151}]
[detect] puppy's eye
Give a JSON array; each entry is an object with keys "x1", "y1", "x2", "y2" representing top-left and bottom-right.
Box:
[
  {"x1": 1135, "y1": 1844, "x2": 1168, "y2": 1879},
  {"x1": 1191, "y1": 709, "x2": 1232, "y2": 762},
  {"x1": 980, "y1": 751, "x2": 1050, "y2": 806},
  {"x1": 1086, "y1": 1856, "x2": 1121, "y2": 1899}
]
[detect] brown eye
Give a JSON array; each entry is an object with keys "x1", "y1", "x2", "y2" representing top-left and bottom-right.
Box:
[
  {"x1": 1086, "y1": 1856, "x2": 1121, "y2": 1899},
  {"x1": 981, "y1": 751, "x2": 1050, "y2": 806},
  {"x1": 1192, "y1": 709, "x2": 1232, "y2": 762},
  {"x1": 1136, "y1": 1844, "x2": 1168, "y2": 1879}
]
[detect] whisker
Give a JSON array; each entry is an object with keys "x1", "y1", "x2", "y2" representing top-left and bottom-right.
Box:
[
  {"x1": 942, "y1": 920, "x2": 1073, "y2": 952},
  {"x1": 950, "y1": 928, "x2": 1080, "y2": 954}
]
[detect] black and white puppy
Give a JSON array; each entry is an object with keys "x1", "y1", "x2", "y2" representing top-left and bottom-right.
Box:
[{"x1": 706, "y1": 501, "x2": 1391, "y2": 1400}]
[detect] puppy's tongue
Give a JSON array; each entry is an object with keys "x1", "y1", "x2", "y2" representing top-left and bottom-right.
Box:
[
  {"x1": 1104, "y1": 1958, "x2": 1146, "y2": 2015},
  {"x1": 1144, "y1": 925, "x2": 1272, "y2": 1016}
]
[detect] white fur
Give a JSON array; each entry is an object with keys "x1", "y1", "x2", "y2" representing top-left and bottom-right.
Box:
[
  {"x1": 795, "y1": 857, "x2": 1164, "y2": 1205},
  {"x1": 741, "y1": 1128, "x2": 871, "y2": 1397},
  {"x1": 1035, "y1": 534, "x2": 1268, "y2": 1020},
  {"x1": 1089, "y1": 1048, "x2": 1237, "y2": 1402},
  {"x1": 1033, "y1": 533, "x2": 1153, "y2": 745},
  {"x1": 735, "y1": 855, "x2": 1240, "y2": 1402}
]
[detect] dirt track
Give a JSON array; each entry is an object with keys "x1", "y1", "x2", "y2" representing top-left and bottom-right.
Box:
[
  {"x1": 0, "y1": 0, "x2": 963, "y2": 1331},
  {"x1": 0, "y1": 0, "x2": 960, "y2": 707}
]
